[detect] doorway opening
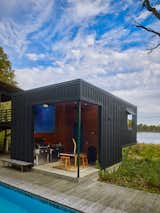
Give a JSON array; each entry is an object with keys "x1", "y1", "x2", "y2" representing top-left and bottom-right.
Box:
[{"x1": 32, "y1": 101, "x2": 100, "y2": 178}]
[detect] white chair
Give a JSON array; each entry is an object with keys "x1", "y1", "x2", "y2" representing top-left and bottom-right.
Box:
[{"x1": 34, "y1": 148, "x2": 40, "y2": 166}]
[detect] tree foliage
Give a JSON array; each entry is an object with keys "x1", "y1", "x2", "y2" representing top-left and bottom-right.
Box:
[
  {"x1": 137, "y1": 123, "x2": 160, "y2": 132},
  {"x1": 0, "y1": 47, "x2": 16, "y2": 85},
  {"x1": 136, "y1": 0, "x2": 160, "y2": 51}
]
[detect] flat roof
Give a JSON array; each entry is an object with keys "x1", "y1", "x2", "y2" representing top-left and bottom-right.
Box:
[{"x1": 13, "y1": 79, "x2": 136, "y2": 108}]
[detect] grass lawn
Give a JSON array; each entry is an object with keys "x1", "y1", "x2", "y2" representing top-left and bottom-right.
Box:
[{"x1": 99, "y1": 144, "x2": 160, "y2": 194}]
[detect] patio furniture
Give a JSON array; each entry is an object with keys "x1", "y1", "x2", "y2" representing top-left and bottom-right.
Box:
[
  {"x1": 60, "y1": 156, "x2": 70, "y2": 169},
  {"x1": 49, "y1": 147, "x2": 54, "y2": 162},
  {"x1": 34, "y1": 146, "x2": 50, "y2": 165},
  {"x1": 59, "y1": 153, "x2": 88, "y2": 168},
  {"x1": 52, "y1": 143, "x2": 64, "y2": 159},
  {"x1": 1, "y1": 158, "x2": 32, "y2": 172},
  {"x1": 80, "y1": 153, "x2": 88, "y2": 168},
  {"x1": 60, "y1": 153, "x2": 75, "y2": 167},
  {"x1": 34, "y1": 148, "x2": 40, "y2": 165},
  {"x1": 74, "y1": 154, "x2": 88, "y2": 168}
]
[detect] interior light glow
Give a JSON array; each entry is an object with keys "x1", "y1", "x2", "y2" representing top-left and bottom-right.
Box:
[{"x1": 43, "y1": 104, "x2": 48, "y2": 108}]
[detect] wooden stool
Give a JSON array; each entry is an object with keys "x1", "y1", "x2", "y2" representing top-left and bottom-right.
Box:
[
  {"x1": 80, "y1": 154, "x2": 88, "y2": 168},
  {"x1": 60, "y1": 156, "x2": 70, "y2": 169}
]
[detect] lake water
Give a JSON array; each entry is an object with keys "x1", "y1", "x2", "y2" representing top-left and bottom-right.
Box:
[{"x1": 137, "y1": 132, "x2": 160, "y2": 144}]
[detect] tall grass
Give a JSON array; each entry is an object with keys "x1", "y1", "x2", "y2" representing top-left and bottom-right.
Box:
[{"x1": 99, "y1": 144, "x2": 160, "y2": 194}]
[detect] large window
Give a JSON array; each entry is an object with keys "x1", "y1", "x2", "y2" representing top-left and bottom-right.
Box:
[
  {"x1": 127, "y1": 113, "x2": 133, "y2": 129},
  {"x1": 33, "y1": 105, "x2": 56, "y2": 133}
]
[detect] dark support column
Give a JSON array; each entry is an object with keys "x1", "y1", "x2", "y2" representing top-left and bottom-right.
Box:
[
  {"x1": 3, "y1": 129, "x2": 7, "y2": 153},
  {"x1": 77, "y1": 101, "x2": 81, "y2": 178}
]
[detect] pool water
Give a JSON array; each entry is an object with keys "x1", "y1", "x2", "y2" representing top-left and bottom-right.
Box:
[{"x1": 0, "y1": 184, "x2": 76, "y2": 213}]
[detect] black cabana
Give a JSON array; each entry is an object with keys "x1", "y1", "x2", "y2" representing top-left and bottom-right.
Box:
[{"x1": 11, "y1": 79, "x2": 137, "y2": 173}]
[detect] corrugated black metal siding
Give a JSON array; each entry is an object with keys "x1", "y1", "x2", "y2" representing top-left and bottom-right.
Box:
[
  {"x1": 11, "y1": 80, "x2": 81, "y2": 163},
  {"x1": 11, "y1": 79, "x2": 137, "y2": 168},
  {"x1": 80, "y1": 80, "x2": 137, "y2": 168}
]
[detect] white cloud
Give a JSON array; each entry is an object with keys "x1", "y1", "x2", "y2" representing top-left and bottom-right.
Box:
[
  {"x1": 67, "y1": 0, "x2": 110, "y2": 20},
  {"x1": 15, "y1": 46, "x2": 160, "y2": 125},
  {"x1": 26, "y1": 53, "x2": 45, "y2": 61},
  {"x1": 0, "y1": 0, "x2": 54, "y2": 55},
  {"x1": 137, "y1": 10, "x2": 150, "y2": 21}
]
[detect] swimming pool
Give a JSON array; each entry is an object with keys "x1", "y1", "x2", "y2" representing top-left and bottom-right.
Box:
[{"x1": 0, "y1": 183, "x2": 78, "y2": 213}]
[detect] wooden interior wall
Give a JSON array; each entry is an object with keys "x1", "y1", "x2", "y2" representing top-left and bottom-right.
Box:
[
  {"x1": 82, "y1": 105, "x2": 99, "y2": 154},
  {"x1": 34, "y1": 102, "x2": 99, "y2": 154}
]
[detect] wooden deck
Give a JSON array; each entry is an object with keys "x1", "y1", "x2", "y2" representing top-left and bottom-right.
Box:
[
  {"x1": 0, "y1": 164, "x2": 160, "y2": 213},
  {"x1": 33, "y1": 161, "x2": 98, "y2": 181}
]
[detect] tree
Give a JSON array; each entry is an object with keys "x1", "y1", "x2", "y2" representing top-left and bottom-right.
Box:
[
  {"x1": 0, "y1": 47, "x2": 16, "y2": 85},
  {"x1": 136, "y1": 0, "x2": 160, "y2": 51},
  {"x1": 137, "y1": 123, "x2": 160, "y2": 132}
]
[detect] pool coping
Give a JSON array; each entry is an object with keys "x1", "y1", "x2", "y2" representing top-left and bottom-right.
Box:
[{"x1": 0, "y1": 180, "x2": 83, "y2": 213}]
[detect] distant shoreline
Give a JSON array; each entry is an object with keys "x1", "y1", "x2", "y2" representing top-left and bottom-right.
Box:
[
  {"x1": 137, "y1": 131, "x2": 160, "y2": 133},
  {"x1": 137, "y1": 124, "x2": 160, "y2": 132}
]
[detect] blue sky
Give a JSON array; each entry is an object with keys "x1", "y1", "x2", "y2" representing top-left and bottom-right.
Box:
[{"x1": 0, "y1": 0, "x2": 160, "y2": 125}]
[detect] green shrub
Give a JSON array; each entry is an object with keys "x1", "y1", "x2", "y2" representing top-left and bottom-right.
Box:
[
  {"x1": 99, "y1": 144, "x2": 160, "y2": 193},
  {"x1": 96, "y1": 160, "x2": 101, "y2": 169}
]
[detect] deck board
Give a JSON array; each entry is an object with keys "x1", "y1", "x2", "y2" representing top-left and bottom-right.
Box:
[{"x1": 0, "y1": 165, "x2": 159, "y2": 213}]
